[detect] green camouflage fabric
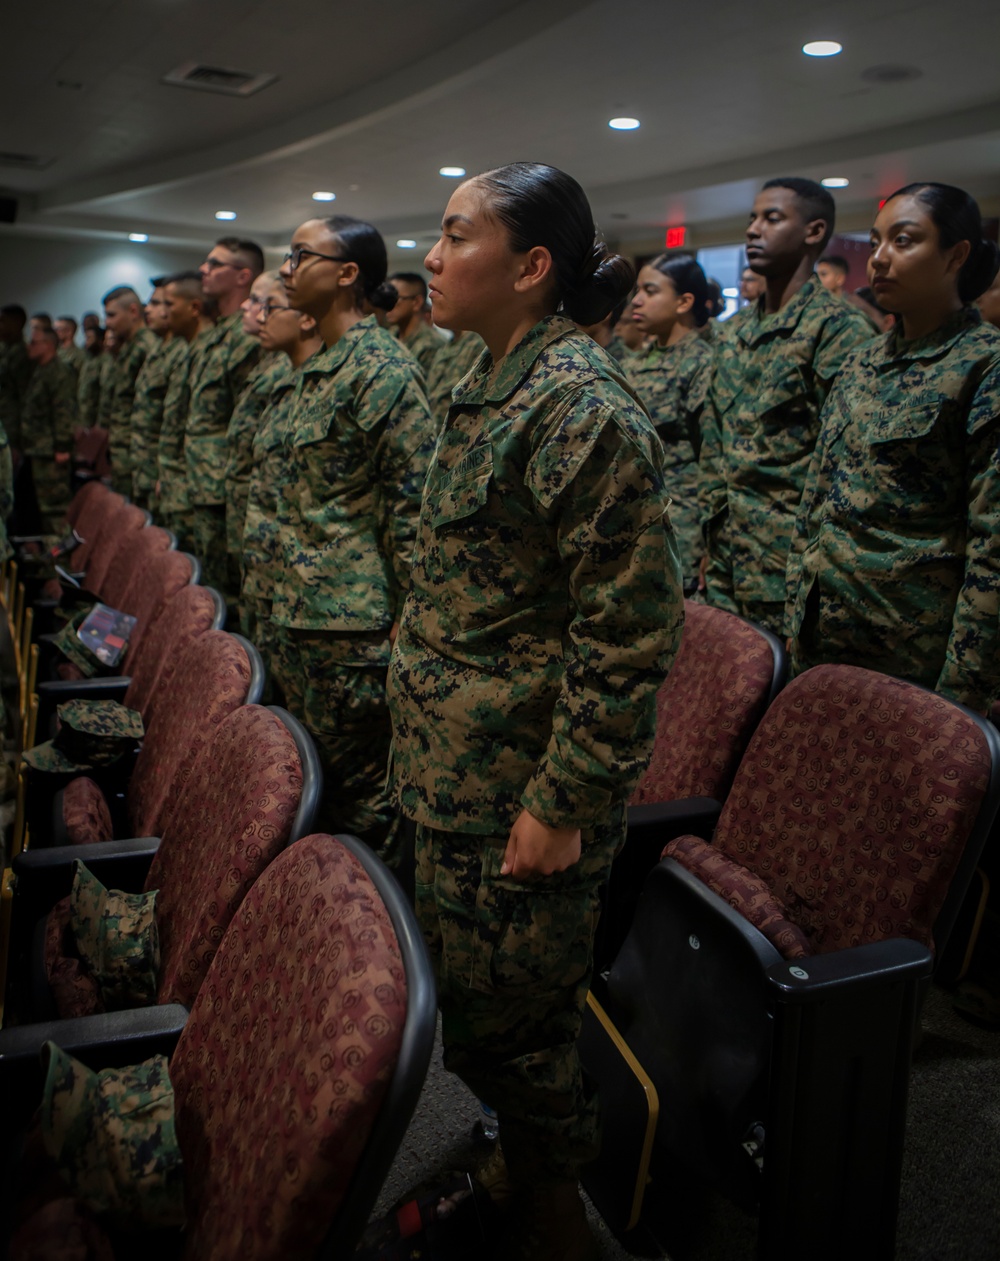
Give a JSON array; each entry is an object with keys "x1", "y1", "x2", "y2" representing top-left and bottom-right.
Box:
[
  {"x1": 184, "y1": 311, "x2": 261, "y2": 508},
  {"x1": 388, "y1": 315, "x2": 684, "y2": 837},
  {"x1": 698, "y1": 278, "x2": 873, "y2": 632},
  {"x1": 424, "y1": 330, "x2": 486, "y2": 430},
  {"x1": 0, "y1": 417, "x2": 12, "y2": 564},
  {"x1": 58, "y1": 343, "x2": 88, "y2": 384},
  {"x1": 397, "y1": 319, "x2": 446, "y2": 378},
  {"x1": 270, "y1": 314, "x2": 434, "y2": 632},
  {"x1": 0, "y1": 338, "x2": 30, "y2": 448},
  {"x1": 223, "y1": 350, "x2": 287, "y2": 559},
  {"x1": 129, "y1": 335, "x2": 187, "y2": 509},
  {"x1": 40, "y1": 1042, "x2": 184, "y2": 1228},
  {"x1": 76, "y1": 351, "x2": 104, "y2": 429},
  {"x1": 628, "y1": 331, "x2": 713, "y2": 581},
  {"x1": 49, "y1": 608, "x2": 102, "y2": 678},
  {"x1": 156, "y1": 326, "x2": 214, "y2": 535},
  {"x1": 22, "y1": 356, "x2": 78, "y2": 532},
  {"x1": 22, "y1": 698, "x2": 143, "y2": 773},
  {"x1": 104, "y1": 326, "x2": 157, "y2": 494},
  {"x1": 68, "y1": 860, "x2": 160, "y2": 1010},
  {"x1": 96, "y1": 350, "x2": 117, "y2": 428},
  {"x1": 603, "y1": 332, "x2": 641, "y2": 374},
  {"x1": 415, "y1": 814, "x2": 625, "y2": 1181},
  {"x1": 787, "y1": 306, "x2": 1000, "y2": 714}
]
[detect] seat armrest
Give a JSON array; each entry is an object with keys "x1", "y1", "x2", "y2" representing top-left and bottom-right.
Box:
[
  {"x1": 37, "y1": 676, "x2": 132, "y2": 732},
  {"x1": 766, "y1": 938, "x2": 933, "y2": 1002},
  {"x1": 626, "y1": 796, "x2": 723, "y2": 841},
  {"x1": 13, "y1": 837, "x2": 161, "y2": 903}
]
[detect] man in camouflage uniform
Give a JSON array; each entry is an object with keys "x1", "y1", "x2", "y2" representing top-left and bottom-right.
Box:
[
  {"x1": 54, "y1": 317, "x2": 87, "y2": 384},
  {"x1": 22, "y1": 326, "x2": 77, "y2": 533},
  {"x1": 386, "y1": 272, "x2": 445, "y2": 376},
  {"x1": 424, "y1": 328, "x2": 485, "y2": 430},
  {"x1": 129, "y1": 280, "x2": 186, "y2": 511},
  {"x1": 102, "y1": 287, "x2": 157, "y2": 495},
  {"x1": 388, "y1": 317, "x2": 684, "y2": 1207},
  {"x1": 185, "y1": 238, "x2": 263, "y2": 597},
  {"x1": 699, "y1": 178, "x2": 873, "y2": 632},
  {"x1": 0, "y1": 303, "x2": 30, "y2": 452},
  {"x1": 787, "y1": 305, "x2": 1000, "y2": 715}
]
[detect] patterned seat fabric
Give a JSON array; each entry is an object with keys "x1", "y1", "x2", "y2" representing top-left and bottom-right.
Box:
[
  {"x1": 82, "y1": 503, "x2": 146, "y2": 598},
  {"x1": 668, "y1": 664, "x2": 994, "y2": 956},
  {"x1": 61, "y1": 777, "x2": 113, "y2": 846},
  {"x1": 115, "y1": 549, "x2": 194, "y2": 680},
  {"x1": 125, "y1": 584, "x2": 219, "y2": 725},
  {"x1": 98, "y1": 524, "x2": 173, "y2": 613},
  {"x1": 171, "y1": 835, "x2": 407, "y2": 1261},
  {"x1": 66, "y1": 487, "x2": 123, "y2": 575},
  {"x1": 630, "y1": 600, "x2": 777, "y2": 805}
]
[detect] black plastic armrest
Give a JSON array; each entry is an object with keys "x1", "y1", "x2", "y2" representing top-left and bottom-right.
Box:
[
  {"x1": 38, "y1": 677, "x2": 131, "y2": 701},
  {"x1": 13, "y1": 837, "x2": 161, "y2": 906},
  {"x1": 627, "y1": 796, "x2": 723, "y2": 834},
  {"x1": 766, "y1": 937, "x2": 933, "y2": 1003}
]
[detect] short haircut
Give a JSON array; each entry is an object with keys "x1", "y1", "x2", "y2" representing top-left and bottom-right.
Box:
[
  {"x1": 215, "y1": 237, "x2": 265, "y2": 278},
  {"x1": 148, "y1": 275, "x2": 168, "y2": 289},
  {"x1": 55, "y1": 315, "x2": 78, "y2": 331},
  {"x1": 1, "y1": 304, "x2": 27, "y2": 326},
  {"x1": 818, "y1": 255, "x2": 849, "y2": 275},
  {"x1": 81, "y1": 311, "x2": 101, "y2": 329},
  {"x1": 389, "y1": 272, "x2": 428, "y2": 301},
  {"x1": 31, "y1": 312, "x2": 53, "y2": 328},
  {"x1": 35, "y1": 326, "x2": 58, "y2": 347},
  {"x1": 761, "y1": 177, "x2": 836, "y2": 250},
  {"x1": 103, "y1": 285, "x2": 142, "y2": 308},
  {"x1": 163, "y1": 270, "x2": 206, "y2": 301}
]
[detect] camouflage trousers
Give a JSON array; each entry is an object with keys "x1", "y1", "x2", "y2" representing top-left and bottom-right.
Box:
[
  {"x1": 108, "y1": 440, "x2": 131, "y2": 497},
  {"x1": 735, "y1": 597, "x2": 786, "y2": 637},
  {"x1": 702, "y1": 510, "x2": 739, "y2": 615},
  {"x1": 667, "y1": 491, "x2": 704, "y2": 586},
  {"x1": 241, "y1": 593, "x2": 277, "y2": 703},
  {"x1": 269, "y1": 624, "x2": 398, "y2": 858},
  {"x1": 415, "y1": 814, "x2": 625, "y2": 1182},
  {"x1": 190, "y1": 504, "x2": 238, "y2": 606},
  {"x1": 158, "y1": 509, "x2": 195, "y2": 557},
  {"x1": 30, "y1": 457, "x2": 72, "y2": 536}
]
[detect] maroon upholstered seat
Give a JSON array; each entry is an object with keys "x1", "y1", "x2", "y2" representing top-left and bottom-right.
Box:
[
  {"x1": 123, "y1": 583, "x2": 222, "y2": 725},
  {"x1": 113, "y1": 548, "x2": 195, "y2": 682},
  {"x1": 64, "y1": 478, "x2": 105, "y2": 528},
  {"x1": 98, "y1": 523, "x2": 174, "y2": 612},
  {"x1": 81, "y1": 502, "x2": 147, "y2": 598}
]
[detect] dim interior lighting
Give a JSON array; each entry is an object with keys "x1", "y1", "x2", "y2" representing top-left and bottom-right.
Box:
[
  {"x1": 439, "y1": 166, "x2": 466, "y2": 178},
  {"x1": 722, "y1": 287, "x2": 738, "y2": 298},
  {"x1": 215, "y1": 210, "x2": 237, "y2": 221},
  {"x1": 128, "y1": 232, "x2": 149, "y2": 243},
  {"x1": 821, "y1": 177, "x2": 850, "y2": 188},
  {"x1": 803, "y1": 40, "x2": 843, "y2": 57},
  {"x1": 311, "y1": 191, "x2": 336, "y2": 202},
  {"x1": 396, "y1": 239, "x2": 417, "y2": 249},
  {"x1": 608, "y1": 117, "x2": 640, "y2": 131}
]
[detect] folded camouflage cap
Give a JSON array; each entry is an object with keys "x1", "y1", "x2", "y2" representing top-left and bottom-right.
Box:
[{"x1": 22, "y1": 699, "x2": 144, "y2": 773}]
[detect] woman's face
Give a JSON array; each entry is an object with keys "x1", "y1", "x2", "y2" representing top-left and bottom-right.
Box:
[
  {"x1": 257, "y1": 284, "x2": 309, "y2": 354},
  {"x1": 241, "y1": 276, "x2": 271, "y2": 337},
  {"x1": 631, "y1": 265, "x2": 688, "y2": 338},
  {"x1": 423, "y1": 182, "x2": 528, "y2": 333},
  {"x1": 867, "y1": 194, "x2": 969, "y2": 317},
  {"x1": 280, "y1": 219, "x2": 348, "y2": 317}
]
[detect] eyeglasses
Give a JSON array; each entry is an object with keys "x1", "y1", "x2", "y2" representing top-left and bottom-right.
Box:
[
  {"x1": 245, "y1": 294, "x2": 266, "y2": 308},
  {"x1": 260, "y1": 300, "x2": 292, "y2": 319},
  {"x1": 282, "y1": 244, "x2": 349, "y2": 272},
  {"x1": 203, "y1": 256, "x2": 240, "y2": 271}
]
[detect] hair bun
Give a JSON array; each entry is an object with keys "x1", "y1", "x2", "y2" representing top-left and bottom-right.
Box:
[
  {"x1": 963, "y1": 238, "x2": 1000, "y2": 303},
  {"x1": 367, "y1": 280, "x2": 399, "y2": 311},
  {"x1": 562, "y1": 246, "x2": 636, "y2": 326}
]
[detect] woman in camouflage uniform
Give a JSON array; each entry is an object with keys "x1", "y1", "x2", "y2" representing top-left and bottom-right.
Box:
[
  {"x1": 787, "y1": 183, "x2": 1000, "y2": 714},
  {"x1": 629, "y1": 253, "x2": 715, "y2": 590},
  {"x1": 387, "y1": 163, "x2": 684, "y2": 1260}
]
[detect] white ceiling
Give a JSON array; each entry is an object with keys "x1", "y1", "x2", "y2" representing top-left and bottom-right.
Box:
[{"x1": 3, "y1": 0, "x2": 1000, "y2": 265}]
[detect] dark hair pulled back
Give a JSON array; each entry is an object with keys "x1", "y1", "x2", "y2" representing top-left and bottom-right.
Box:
[
  {"x1": 648, "y1": 253, "x2": 711, "y2": 327},
  {"x1": 887, "y1": 183, "x2": 1000, "y2": 303},
  {"x1": 323, "y1": 215, "x2": 398, "y2": 311},
  {"x1": 471, "y1": 162, "x2": 635, "y2": 325}
]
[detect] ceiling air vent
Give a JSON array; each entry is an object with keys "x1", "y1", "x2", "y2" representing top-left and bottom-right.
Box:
[
  {"x1": 163, "y1": 61, "x2": 278, "y2": 97},
  {"x1": 0, "y1": 151, "x2": 53, "y2": 171}
]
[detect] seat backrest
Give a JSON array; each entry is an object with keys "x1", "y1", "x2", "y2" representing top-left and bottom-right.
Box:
[
  {"x1": 99, "y1": 523, "x2": 174, "y2": 611},
  {"x1": 64, "y1": 479, "x2": 104, "y2": 528},
  {"x1": 147, "y1": 705, "x2": 312, "y2": 1007},
  {"x1": 82, "y1": 502, "x2": 146, "y2": 596},
  {"x1": 713, "y1": 664, "x2": 1000, "y2": 957},
  {"x1": 630, "y1": 601, "x2": 786, "y2": 805},
  {"x1": 126, "y1": 629, "x2": 255, "y2": 839},
  {"x1": 118, "y1": 550, "x2": 196, "y2": 682},
  {"x1": 124, "y1": 584, "x2": 225, "y2": 723},
  {"x1": 170, "y1": 833, "x2": 435, "y2": 1261},
  {"x1": 69, "y1": 489, "x2": 124, "y2": 572}
]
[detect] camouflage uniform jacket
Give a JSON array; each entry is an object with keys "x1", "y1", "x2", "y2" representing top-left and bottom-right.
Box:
[
  {"x1": 58, "y1": 343, "x2": 87, "y2": 383},
  {"x1": 156, "y1": 328, "x2": 214, "y2": 515},
  {"x1": 223, "y1": 350, "x2": 286, "y2": 556},
  {"x1": 387, "y1": 315, "x2": 684, "y2": 836},
  {"x1": 787, "y1": 306, "x2": 1000, "y2": 713},
  {"x1": 96, "y1": 351, "x2": 117, "y2": 429},
  {"x1": 129, "y1": 336, "x2": 187, "y2": 501},
  {"x1": 242, "y1": 362, "x2": 306, "y2": 602},
  {"x1": 699, "y1": 278, "x2": 873, "y2": 604},
  {"x1": 76, "y1": 353, "x2": 103, "y2": 429},
  {"x1": 0, "y1": 340, "x2": 30, "y2": 448},
  {"x1": 184, "y1": 312, "x2": 261, "y2": 507},
  {"x1": 398, "y1": 320, "x2": 446, "y2": 378},
  {"x1": 425, "y1": 330, "x2": 486, "y2": 432},
  {"x1": 21, "y1": 357, "x2": 78, "y2": 458},
  {"x1": 104, "y1": 327, "x2": 157, "y2": 475},
  {"x1": 270, "y1": 315, "x2": 434, "y2": 632}
]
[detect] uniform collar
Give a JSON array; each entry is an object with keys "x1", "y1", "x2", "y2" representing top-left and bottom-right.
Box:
[
  {"x1": 311, "y1": 314, "x2": 376, "y2": 375},
  {"x1": 737, "y1": 276, "x2": 824, "y2": 345},
  {"x1": 453, "y1": 316, "x2": 574, "y2": 405},
  {"x1": 872, "y1": 305, "x2": 982, "y2": 367}
]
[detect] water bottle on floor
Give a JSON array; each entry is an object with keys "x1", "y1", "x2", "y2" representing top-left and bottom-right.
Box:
[{"x1": 476, "y1": 1099, "x2": 499, "y2": 1142}]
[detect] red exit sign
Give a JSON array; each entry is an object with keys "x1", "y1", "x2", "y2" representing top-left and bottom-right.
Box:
[{"x1": 665, "y1": 226, "x2": 687, "y2": 249}]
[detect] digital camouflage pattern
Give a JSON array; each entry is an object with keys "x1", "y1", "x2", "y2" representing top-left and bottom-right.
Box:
[
  {"x1": 22, "y1": 698, "x2": 144, "y2": 773},
  {"x1": 627, "y1": 331, "x2": 713, "y2": 581},
  {"x1": 388, "y1": 315, "x2": 684, "y2": 837},
  {"x1": 424, "y1": 329, "x2": 486, "y2": 430},
  {"x1": 41, "y1": 1042, "x2": 184, "y2": 1227},
  {"x1": 0, "y1": 338, "x2": 30, "y2": 448},
  {"x1": 156, "y1": 327, "x2": 214, "y2": 545},
  {"x1": 398, "y1": 318, "x2": 446, "y2": 378},
  {"x1": 787, "y1": 306, "x2": 1000, "y2": 714},
  {"x1": 270, "y1": 314, "x2": 434, "y2": 631},
  {"x1": 68, "y1": 860, "x2": 160, "y2": 1010},
  {"x1": 58, "y1": 343, "x2": 88, "y2": 384},
  {"x1": 415, "y1": 815, "x2": 625, "y2": 1181},
  {"x1": 223, "y1": 350, "x2": 286, "y2": 559},
  {"x1": 0, "y1": 416, "x2": 12, "y2": 564},
  {"x1": 129, "y1": 335, "x2": 187, "y2": 508},
  {"x1": 699, "y1": 278, "x2": 873, "y2": 632},
  {"x1": 21, "y1": 355, "x2": 78, "y2": 532},
  {"x1": 95, "y1": 348, "x2": 117, "y2": 429},
  {"x1": 76, "y1": 351, "x2": 104, "y2": 429},
  {"x1": 103, "y1": 326, "x2": 157, "y2": 494}
]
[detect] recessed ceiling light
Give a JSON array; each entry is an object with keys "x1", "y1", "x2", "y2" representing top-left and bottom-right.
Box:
[
  {"x1": 821, "y1": 177, "x2": 850, "y2": 188},
  {"x1": 396, "y1": 239, "x2": 417, "y2": 249},
  {"x1": 608, "y1": 117, "x2": 640, "y2": 130},
  {"x1": 128, "y1": 232, "x2": 149, "y2": 243},
  {"x1": 439, "y1": 166, "x2": 466, "y2": 178},
  {"x1": 215, "y1": 210, "x2": 237, "y2": 221},
  {"x1": 803, "y1": 40, "x2": 843, "y2": 57},
  {"x1": 722, "y1": 287, "x2": 739, "y2": 298},
  {"x1": 311, "y1": 191, "x2": 336, "y2": 202}
]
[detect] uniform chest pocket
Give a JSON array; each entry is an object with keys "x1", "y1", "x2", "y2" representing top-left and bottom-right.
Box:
[
  {"x1": 288, "y1": 404, "x2": 335, "y2": 449},
  {"x1": 428, "y1": 448, "x2": 493, "y2": 530},
  {"x1": 866, "y1": 402, "x2": 942, "y2": 446}
]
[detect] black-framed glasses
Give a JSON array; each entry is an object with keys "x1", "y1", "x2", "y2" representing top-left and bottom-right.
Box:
[
  {"x1": 203, "y1": 256, "x2": 240, "y2": 271},
  {"x1": 282, "y1": 244, "x2": 349, "y2": 272},
  {"x1": 261, "y1": 300, "x2": 292, "y2": 319}
]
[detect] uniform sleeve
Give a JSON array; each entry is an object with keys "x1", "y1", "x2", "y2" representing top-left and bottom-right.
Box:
[
  {"x1": 226, "y1": 328, "x2": 262, "y2": 400},
  {"x1": 520, "y1": 395, "x2": 685, "y2": 828},
  {"x1": 53, "y1": 372, "x2": 79, "y2": 454},
  {"x1": 812, "y1": 309, "x2": 876, "y2": 404},
  {"x1": 935, "y1": 373, "x2": 1000, "y2": 711},
  {"x1": 784, "y1": 385, "x2": 843, "y2": 627}
]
